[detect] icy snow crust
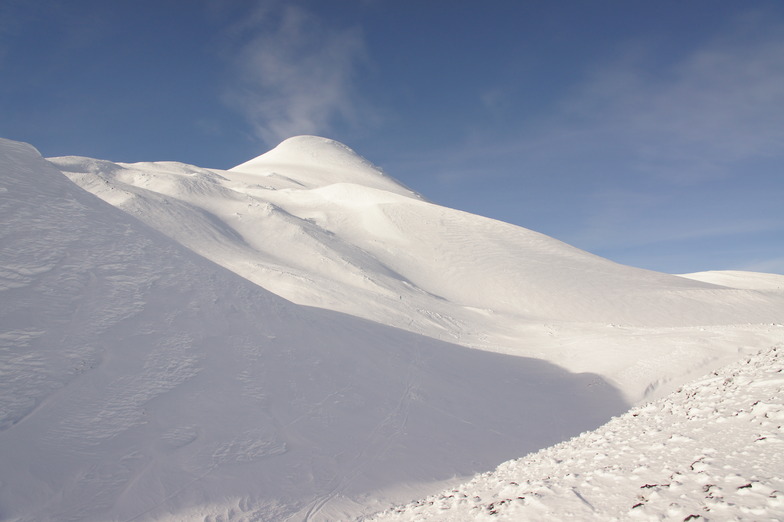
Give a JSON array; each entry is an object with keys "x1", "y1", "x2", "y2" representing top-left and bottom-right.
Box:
[
  {"x1": 373, "y1": 344, "x2": 784, "y2": 521},
  {"x1": 1, "y1": 135, "x2": 782, "y2": 520}
]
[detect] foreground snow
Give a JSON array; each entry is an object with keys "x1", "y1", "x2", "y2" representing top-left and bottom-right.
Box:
[{"x1": 373, "y1": 344, "x2": 784, "y2": 521}]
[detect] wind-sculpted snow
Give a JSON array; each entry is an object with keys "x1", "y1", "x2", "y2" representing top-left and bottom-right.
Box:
[
  {"x1": 1, "y1": 138, "x2": 628, "y2": 521},
  {"x1": 55, "y1": 141, "x2": 775, "y2": 329},
  {"x1": 4, "y1": 135, "x2": 784, "y2": 521},
  {"x1": 52, "y1": 136, "x2": 784, "y2": 404},
  {"x1": 373, "y1": 344, "x2": 784, "y2": 521}
]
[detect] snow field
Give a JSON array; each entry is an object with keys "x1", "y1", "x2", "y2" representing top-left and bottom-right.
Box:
[
  {"x1": 3, "y1": 134, "x2": 783, "y2": 520},
  {"x1": 1, "y1": 138, "x2": 626, "y2": 521},
  {"x1": 51, "y1": 136, "x2": 784, "y2": 406},
  {"x1": 372, "y1": 344, "x2": 784, "y2": 521}
]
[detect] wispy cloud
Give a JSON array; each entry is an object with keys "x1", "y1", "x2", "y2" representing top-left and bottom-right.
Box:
[
  {"x1": 417, "y1": 11, "x2": 784, "y2": 272},
  {"x1": 560, "y1": 17, "x2": 784, "y2": 256},
  {"x1": 740, "y1": 256, "x2": 784, "y2": 275},
  {"x1": 220, "y1": 2, "x2": 368, "y2": 146},
  {"x1": 551, "y1": 12, "x2": 784, "y2": 184}
]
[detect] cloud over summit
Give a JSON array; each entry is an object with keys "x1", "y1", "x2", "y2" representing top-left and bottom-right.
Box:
[{"x1": 222, "y1": 3, "x2": 367, "y2": 146}]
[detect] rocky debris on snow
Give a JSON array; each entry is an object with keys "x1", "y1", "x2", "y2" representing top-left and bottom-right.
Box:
[{"x1": 373, "y1": 345, "x2": 784, "y2": 521}]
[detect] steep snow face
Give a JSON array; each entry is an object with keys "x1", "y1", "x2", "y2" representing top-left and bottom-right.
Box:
[
  {"x1": 51, "y1": 137, "x2": 784, "y2": 404},
  {"x1": 0, "y1": 138, "x2": 627, "y2": 522},
  {"x1": 372, "y1": 344, "x2": 784, "y2": 521}
]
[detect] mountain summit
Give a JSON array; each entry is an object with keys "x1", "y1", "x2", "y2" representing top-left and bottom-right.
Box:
[
  {"x1": 230, "y1": 135, "x2": 419, "y2": 197},
  {"x1": 1, "y1": 137, "x2": 625, "y2": 522},
  {"x1": 52, "y1": 136, "x2": 784, "y2": 406}
]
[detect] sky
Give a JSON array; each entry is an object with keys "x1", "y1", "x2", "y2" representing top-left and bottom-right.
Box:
[{"x1": 1, "y1": 0, "x2": 783, "y2": 275}]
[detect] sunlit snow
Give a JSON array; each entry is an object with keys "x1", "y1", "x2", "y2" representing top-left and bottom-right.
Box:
[
  {"x1": 373, "y1": 346, "x2": 784, "y2": 521},
  {"x1": 2, "y1": 136, "x2": 782, "y2": 521}
]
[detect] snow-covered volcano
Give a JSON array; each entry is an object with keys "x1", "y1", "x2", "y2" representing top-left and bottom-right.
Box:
[
  {"x1": 2, "y1": 135, "x2": 783, "y2": 521},
  {"x1": 52, "y1": 135, "x2": 784, "y2": 403},
  {"x1": 1, "y1": 138, "x2": 629, "y2": 521},
  {"x1": 53, "y1": 136, "x2": 778, "y2": 328}
]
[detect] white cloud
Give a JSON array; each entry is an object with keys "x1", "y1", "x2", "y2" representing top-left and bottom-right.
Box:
[
  {"x1": 221, "y1": 3, "x2": 368, "y2": 146},
  {"x1": 479, "y1": 12, "x2": 784, "y2": 262},
  {"x1": 554, "y1": 14, "x2": 784, "y2": 184},
  {"x1": 740, "y1": 256, "x2": 784, "y2": 275}
]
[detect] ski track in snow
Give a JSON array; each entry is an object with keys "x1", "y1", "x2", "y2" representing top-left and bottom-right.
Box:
[{"x1": 2, "y1": 135, "x2": 784, "y2": 521}]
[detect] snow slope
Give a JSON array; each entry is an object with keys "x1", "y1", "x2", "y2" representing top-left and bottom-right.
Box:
[
  {"x1": 0, "y1": 138, "x2": 627, "y2": 521},
  {"x1": 52, "y1": 136, "x2": 780, "y2": 328},
  {"x1": 4, "y1": 135, "x2": 783, "y2": 521},
  {"x1": 51, "y1": 136, "x2": 784, "y2": 403},
  {"x1": 372, "y1": 343, "x2": 784, "y2": 521}
]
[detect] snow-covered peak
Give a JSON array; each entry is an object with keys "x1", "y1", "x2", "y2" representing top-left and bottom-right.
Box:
[
  {"x1": 52, "y1": 137, "x2": 784, "y2": 407},
  {"x1": 238, "y1": 135, "x2": 370, "y2": 168},
  {"x1": 230, "y1": 135, "x2": 419, "y2": 198},
  {"x1": 1, "y1": 137, "x2": 627, "y2": 521}
]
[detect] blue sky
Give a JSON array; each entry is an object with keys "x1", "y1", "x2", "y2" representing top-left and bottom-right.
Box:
[{"x1": 2, "y1": 0, "x2": 783, "y2": 275}]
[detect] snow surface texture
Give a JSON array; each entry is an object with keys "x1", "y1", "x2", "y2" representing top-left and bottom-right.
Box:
[
  {"x1": 1, "y1": 139, "x2": 625, "y2": 521},
  {"x1": 373, "y1": 344, "x2": 784, "y2": 521},
  {"x1": 1, "y1": 135, "x2": 782, "y2": 521},
  {"x1": 51, "y1": 136, "x2": 784, "y2": 404}
]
